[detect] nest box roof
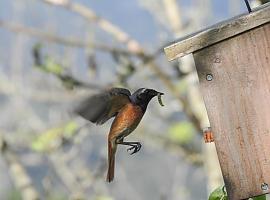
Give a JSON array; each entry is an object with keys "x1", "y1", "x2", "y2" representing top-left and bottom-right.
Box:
[{"x1": 164, "y1": 2, "x2": 270, "y2": 61}]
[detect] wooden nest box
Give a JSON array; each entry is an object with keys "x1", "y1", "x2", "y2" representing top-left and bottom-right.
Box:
[{"x1": 164, "y1": 3, "x2": 270, "y2": 200}]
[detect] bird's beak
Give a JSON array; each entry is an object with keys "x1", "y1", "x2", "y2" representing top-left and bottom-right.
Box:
[
  {"x1": 150, "y1": 90, "x2": 164, "y2": 96},
  {"x1": 154, "y1": 91, "x2": 164, "y2": 96}
]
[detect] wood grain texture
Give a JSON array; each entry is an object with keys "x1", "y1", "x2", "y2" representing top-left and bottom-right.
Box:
[
  {"x1": 164, "y1": 2, "x2": 270, "y2": 61},
  {"x1": 194, "y1": 23, "x2": 270, "y2": 200}
]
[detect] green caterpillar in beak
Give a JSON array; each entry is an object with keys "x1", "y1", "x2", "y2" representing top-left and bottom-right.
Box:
[{"x1": 157, "y1": 93, "x2": 164, "y2": 106}]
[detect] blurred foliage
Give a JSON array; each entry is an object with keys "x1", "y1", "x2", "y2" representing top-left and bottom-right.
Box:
[
  {"x1": 95, "y1": 196, "x2": 114, "y2": 200},
  {"x1": 32, "y1": 44, "x2": 87, "y2": 90},
  {"x1": 7, "y1": 189, "x2": 67, "y2": 200},
  {"x1": 31, "y1": 121, "x2": 79, "y2": 152},
  {"x1": 111, "y1": 50, "x2": 136, "y2": 85},
  {"x1": 42, "y1": 57, "x2": 63, "y2": 75},
  {"x1": 45, "y1": 193, "x2": 66, "y2": 200},
  {"x1": 175, "y1": 79, "x2": 188, "y2": 95},
  {"x1": 168, "y1": 122, "x2": 195, "y2": 144},
  {"x1": 33, "y1": 43, "x2": 63, "y2": 75},
  {"x1": 259, "y1": 0, "x2": 270, "y2": 4},
  {"x1": 208, "y1": 186, "x2": 228, "y2": 200},
  {"x1": 209, "y1": 186, "x2": 266, "y2": 200},
  {"x1": 7, "y1": 189, "x2": 21, "y2": 200},
  {"x1": 253, "y1": 195, "x2": 267, "y2": 200}
]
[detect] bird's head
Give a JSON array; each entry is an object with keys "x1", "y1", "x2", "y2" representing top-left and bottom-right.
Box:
[{"x1": 130, "y1": 88, "x2": 164, "y2": 111}]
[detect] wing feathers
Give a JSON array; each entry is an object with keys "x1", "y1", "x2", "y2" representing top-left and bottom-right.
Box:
[{"x1": 75, "y1": 88, "x2": 131, "y2": 125}]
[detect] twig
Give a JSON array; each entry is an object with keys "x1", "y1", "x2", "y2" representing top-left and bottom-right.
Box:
[
  {"x1": 0, "y1": 134, "x2": 40, "y2": 200},
  {"x1": 0, "y1": 20, "x2": 136, "y2": 57},
  {"x1": 39, "y1": 0, "x2": 144, "y2": 55},
  {"x1": 162, "y1": 0, "x2": 183, "y2": 35},
  {"x1": 47, "y1": 153, "x2": 85, "y2": 199},
  {"x1": 0, "y1": 74, "x2": 103, "y2": 103}
]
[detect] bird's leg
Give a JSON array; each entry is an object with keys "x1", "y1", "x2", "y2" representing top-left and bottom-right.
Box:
[{"x1": 116, "y1": 138, "x2": 141, "y2": 155}]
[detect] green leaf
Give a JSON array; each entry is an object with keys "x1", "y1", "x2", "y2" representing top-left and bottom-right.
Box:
[
  {"x1": 31, "y1": 121, "x2": 78, "y2": 152},
  {"x1": 253, "y1": 194, "x2": 266, "y2": 200},
  {"x1": 208, "y1": 186, "x2": 228, "y2": 200},
  {"x1": 7, "y1": 189, "x2": 21, "y2": 200},
  {"x1": 209, "y1": 186, "x2": 266, "y2": 200},
  {"x1": 95, "y1": 196, "x2": 113, "y2": 200},
  {"x1": 168, "y1": 122, "x2": 195, "y2": 144},
  {"x1": 63, "y1": 121, "x2": 79, "y2": 138},
  {"x1": 44, "y1": 58, "x2": 63, "y2": 75}
]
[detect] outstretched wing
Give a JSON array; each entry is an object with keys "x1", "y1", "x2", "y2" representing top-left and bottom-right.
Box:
[{"x1": 75, "y1": 88, "x2": 131, "y2": 125}]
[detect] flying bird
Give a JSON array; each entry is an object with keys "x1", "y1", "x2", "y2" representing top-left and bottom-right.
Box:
[{"x1": 75, "y1": 87, "x2": 164, "y2": 182}]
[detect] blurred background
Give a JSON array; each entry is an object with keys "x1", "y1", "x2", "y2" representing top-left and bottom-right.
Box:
[{"x1": 0, "y1": 0, "x2": 268, "y2": 199}]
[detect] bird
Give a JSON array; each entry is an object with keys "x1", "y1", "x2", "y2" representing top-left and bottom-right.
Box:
[{"x1": 75, "y1": 87, "x2": 164, "y2": 182}]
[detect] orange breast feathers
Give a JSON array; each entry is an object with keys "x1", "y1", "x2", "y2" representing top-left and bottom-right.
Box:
[{"x1": 109, "y1": 103, "x2": 144, "y2": 139}]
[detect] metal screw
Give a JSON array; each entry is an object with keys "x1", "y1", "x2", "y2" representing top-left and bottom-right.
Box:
[
  {"x1": 206, "y1": 74, "x2": 213, "y2": 81},
  {"x1": 214, "y1": 58, "x2": 221, "y2": 63},
  {"x1": 261, "y1": 183, "x2": 269, "y2": 191}
]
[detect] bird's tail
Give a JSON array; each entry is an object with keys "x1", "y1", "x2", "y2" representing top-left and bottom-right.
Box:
[{"x1": 106, "y1": 139, "x2": 116, "y2": 182}]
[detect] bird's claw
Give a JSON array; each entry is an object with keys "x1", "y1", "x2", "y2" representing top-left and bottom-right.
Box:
[{"x1": 127, "y1": 143, "x2": 141, "y2": 155}]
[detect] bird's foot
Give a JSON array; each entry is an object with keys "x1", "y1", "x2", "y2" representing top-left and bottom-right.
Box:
[
  {"x1": 127, "y1": 143, "x2": 141, "y2": 155},
  {"x1": 203, "y1": 127, "x2": 214, "y2": 143}
]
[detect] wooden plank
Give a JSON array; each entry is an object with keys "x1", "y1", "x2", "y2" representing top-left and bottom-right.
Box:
[
  {"x1": 164, "y1": 2, "x2": 270, "y2": 61},
  {"x1": 194, "y1": 23, "x2": 270, "y2": 200}
]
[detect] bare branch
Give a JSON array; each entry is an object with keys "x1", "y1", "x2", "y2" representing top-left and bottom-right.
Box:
[
  {"x1": 40, "y1": 0, "x2": 144, "y2": 55},
  {"x1": 162, "y1": 0, "x2": 183, "y2": 35},
  {"x1": 0, "y1": 75, "x2": 98, "y2": 103},
  {"x1": 0, "y1": 134, "x2": 40, "y2": 200},
  {"x1": 47, "y1": 153, "x2": 85, "y2": 199},
  {"x1": 0, "y1": 20, "x2": 136, "y2": 56}
]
